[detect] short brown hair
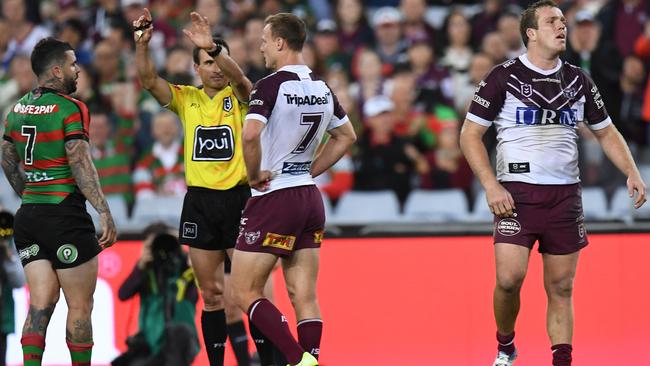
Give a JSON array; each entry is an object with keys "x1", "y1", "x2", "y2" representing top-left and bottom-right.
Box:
[
  {"x1": 520, "y1": 0, "x2": 559, "y2": 46},
  {"x1": 264, "y1": 13, "x2": 306, "y2": 52}
]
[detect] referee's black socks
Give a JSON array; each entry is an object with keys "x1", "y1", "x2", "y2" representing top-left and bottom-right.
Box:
[{"x1": 202, "y1": 309, "x2": 228, "y2": 366}]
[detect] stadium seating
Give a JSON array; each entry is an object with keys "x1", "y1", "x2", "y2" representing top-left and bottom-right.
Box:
[
  {"x1": 470, "y1": 190, "x2": 493, "y2": 222},
  {"x1": 403, "y1": 189, "x2": 469, "y2": 222},
  {"x1": 581, "y1": 187, "x2": 610, "y2": 221},
  {"x1": 333, "y1": 190, "x2": 401, "y2": 224},
  {"x1": 129, "y1": 195, "x2": 184, "y2": 230},
  {"x1": 609, "y1": 186, "x2": 634, "y2": 223}
]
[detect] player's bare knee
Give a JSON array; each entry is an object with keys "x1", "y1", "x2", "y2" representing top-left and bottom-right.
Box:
[
  {"x1": 496, "y1": 275, "x2": 525, "y2": 294},
  {"x1": 545, "y1": 278, "x2": 574, "y2": 299},
  {"x1": 286, "y1": 287, "x2": 317, "y2": 311}
]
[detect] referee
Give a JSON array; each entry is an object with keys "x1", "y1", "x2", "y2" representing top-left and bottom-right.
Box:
[{"x1": 135, "y1": 9, "x2": 253, "y2": 366}]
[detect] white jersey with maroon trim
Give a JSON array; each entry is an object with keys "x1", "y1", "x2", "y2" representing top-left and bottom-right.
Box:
[
  {"x1": 466, "y1": 54, "x2": 612, "y2": 185},
  {"x1": 246, "y1": 65, "x2": 349, "y2": 196}
]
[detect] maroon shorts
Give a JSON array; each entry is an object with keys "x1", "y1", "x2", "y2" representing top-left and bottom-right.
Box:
[
  {"x1": 235, "y1": 185, "x2": 325, "y2": 256},
  {"x1": 493, "y1": 182, "x2": 588, "y2": 255}
]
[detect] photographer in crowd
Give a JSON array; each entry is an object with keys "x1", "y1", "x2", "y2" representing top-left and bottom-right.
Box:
[
  {"x1": 112, "y1": 223, "x2": 199, "y2": 366},
  {"x1": 0, "y1": 210, "x2": 25, "y2": 366}
]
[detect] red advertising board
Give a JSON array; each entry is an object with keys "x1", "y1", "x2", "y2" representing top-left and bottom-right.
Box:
[{"x1": 7, "y1": 234, "x2": 650, "y2": 365}]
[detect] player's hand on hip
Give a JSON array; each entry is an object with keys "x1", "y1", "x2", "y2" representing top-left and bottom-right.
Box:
[
  {"x1": 249, "y1": 170, "x2": 273, "y2": 192},
  {"x1": 182, "y1": 12, "x2": 215, "y2": 50},
  {"x1": 98, "y1": 212, "x2": 117, "y2": 249},
  {"x1": 627, "y1": 173, "x2": 647, "y2": 209},
  {"x1": 133, "y1": 8, "x2": 154, "y2": 44},
  {"x1": 485, "y1": 182, "x2": 516, "y2": 218}
]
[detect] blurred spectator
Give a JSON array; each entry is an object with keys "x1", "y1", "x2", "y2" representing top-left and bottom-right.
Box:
[
  {"x1": 315, "y1": 149, "x2": 354, "y2": 204},
  {"x1": 89, "y1": 110, "x2": 135, "y2": 205},
  {"x1": 195, "y1": 0, "x2": 226, "y2": 35},
  {"x1": 597, "y1": 0, "x2": 650, "y2": 58},
  {"x1": 350, "y1": 48, "x2": 388, "y2": 114},
  {"x1": 470, "y1": 0, "x2": 503, "y2": 46},
  {"x1": 112, "y1": 223, "x2": 199, "y2": 366},
  {"x1": 609, "y1": 56, "x2": 647, "y2": 147},
  {"x1": 161, "y1": 45, "x2": 193, "y2": 85},
  {"x1": 55, "y1": 0, "x2": 83, "y2": 24},
  {"x1": 56, "y1": 18, "x2": 93, "y2": 66},
  {"x1": 122, "y1": 0, "x2": 177, "y2": 68},
  {"x1": 440, "y1": 9, "x2": 474, "y2": 73},
  {"x1": 223, "y1": 0, "x2": 256, "y2": 29},
  {"x1": 480, "y1": 31, "x2": 508, "y2": 64},
  {"x1": 335, "y1": 0, "x2": 374, "y2": 56},
  {"x1": 371, "y1": 6, "x2": 409, "y2": 69},
  {"x1": 2, "y1": 0, "x2": 51, "y2": 60},
  {"x1": 0, "y1": 54, "x2": 35, "y2": 121},
  {"x1": 400, "y1": 0, "x2": 436, "y2": 45},
  {"x1": 420, "y1": 122, "x2": 473, "y2": 194},
  {"x1": 0, "y1": 211, "x2": 25, "y2": 366},
  {"x1": 406, "y1": 38, "x2": 455, "y2": 110},
  {"x1": 563, "y1": 10, "x2": 622, "y2": 115},
  {"x1": 313, "y1": 19, "x2": 350, "y2": 74},
  {"x1": 454, "y1": 52, "x2": 494, "y2": 114},
  {"x1": 91, "y1": 39, "x2": 126, "y2": 111},
  {"x1": 0, "y1": 18, "x2": 10, "y2": 78},
  {"x1": 243, "y1": 17, "x2": 268, "y2": 83},
  {"x1": 353, "y1": 95, "x2": 428, "y2": 204},
  {"x1": 133, "y1": 111, "x2": 186, "y2": 199},
  {"x1": 90, "y1": 0, "x2": 128, "y2": 42},
  {"x1": 497, "y1": 12, "x2": 525, "y2": 59}
]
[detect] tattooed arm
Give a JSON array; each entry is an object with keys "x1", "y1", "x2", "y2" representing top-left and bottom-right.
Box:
[
  {"x1": 65, "y1": 139, "x2": 117, "y2": 248},
  {"x1": 1, "y1": 141, "x2": 25, "y2": 196}
]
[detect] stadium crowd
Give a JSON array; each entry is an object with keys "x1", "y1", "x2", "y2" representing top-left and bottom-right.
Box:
[{"x1": 1, "y1": 0, "x2": 649, "y2": 215}]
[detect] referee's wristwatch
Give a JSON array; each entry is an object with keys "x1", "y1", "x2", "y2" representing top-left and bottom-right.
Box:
[{"x1": 206, "y1": 44, "x2": 222, "y2": 58}]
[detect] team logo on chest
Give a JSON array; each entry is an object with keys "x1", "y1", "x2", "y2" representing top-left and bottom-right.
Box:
[
  {"x1": 193, "y1": 125, "x2": 234, "y2": 161},
  {"x1": 520, "y1": 83, "x2": 533, "y2": 97},
  {"x1": 563, "y1": 87, "x2": 577, "y2": 99},
  {"x1": 223, "y1": 96, "x2": 233, "y2": 112}
]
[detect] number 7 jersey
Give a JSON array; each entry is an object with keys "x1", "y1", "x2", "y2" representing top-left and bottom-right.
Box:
[
  {"x1": 246, "y1": 65, "x2": 349, "y2": 196},
  {"x1": 3, "y1": 88, "x2": 90, "y2": 204}
]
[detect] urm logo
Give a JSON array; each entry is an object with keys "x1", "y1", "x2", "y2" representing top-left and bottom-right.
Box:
[{"x1": 515, "y1": 107, "x2": 577, "y2": 127}]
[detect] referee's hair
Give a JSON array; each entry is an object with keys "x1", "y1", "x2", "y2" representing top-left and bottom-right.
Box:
[
  {"x1": 31, "y1": 37, "x2": 74, "y2": 79},
  {"x1": 193, "y1": 37, "x2": 230, "y2": 64},
  {"x1": 264, "y1": 13, "x2": 306, "y2": 52}
]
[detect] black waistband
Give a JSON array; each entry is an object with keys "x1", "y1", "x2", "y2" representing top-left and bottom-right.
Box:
[{"x1": 188, "y1": 184, "x2": 249, "y2": 193}]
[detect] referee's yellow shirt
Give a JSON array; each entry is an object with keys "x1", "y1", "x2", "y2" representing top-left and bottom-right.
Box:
[{"x1": 167, "y1": 83, "x2": 248, "y2": 190}]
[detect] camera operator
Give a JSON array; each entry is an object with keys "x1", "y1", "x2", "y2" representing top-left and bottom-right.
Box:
[
  {"x1": 112, "y1": 223, "x2": 199, "y2": 366},
  {"x1": 0, "y1": 210, "x2": 25, "y2": 366}
]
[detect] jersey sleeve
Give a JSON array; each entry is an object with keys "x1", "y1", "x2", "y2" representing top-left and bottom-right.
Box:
[
  {"x1": 62, "y1": 99, "x2": 90, "y2": 141},
  {"x1": 465, "y1": 66, "x2": 507, "y2": 127},
  {"x1": 166, "y1": 83, "x2": 190, "y2": 118},
  {"x1": 581, "y1": 72, "x2": 612, "y2": 130},
  {"x1": 246, "y1": 78, "x2": 278, "y2": 124},
  {"x1": 327, "y1": 89, "x2": 350, "y2": 131}
]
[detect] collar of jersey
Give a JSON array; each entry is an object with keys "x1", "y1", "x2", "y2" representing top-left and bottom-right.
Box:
[
  {"x1": 277, "y1": 64, "x2": 312, "y2": 74},
  {"x1": 518, "y1": 53, "x2": 562, "y2": 75}
]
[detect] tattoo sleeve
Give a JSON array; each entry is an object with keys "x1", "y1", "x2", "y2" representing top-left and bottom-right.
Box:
[
  {"x1": 1, "y1": 140, "x2": 25, "y2": 196},
  {"x1": 65, "y1": 139, "x2": 110, "y2": 214}
]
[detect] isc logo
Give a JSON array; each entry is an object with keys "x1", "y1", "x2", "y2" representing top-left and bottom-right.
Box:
[
  {"x1": 192, "y1": 125, "x2": 234, "y2": 161},
  {"x1": 515, "y1": 107, "x2": 577, "y2": 127}
]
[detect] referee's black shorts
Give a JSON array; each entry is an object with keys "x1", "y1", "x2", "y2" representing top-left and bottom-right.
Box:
[{"x1": 179, "y1": 185, "x2": 250, "y2": 252}]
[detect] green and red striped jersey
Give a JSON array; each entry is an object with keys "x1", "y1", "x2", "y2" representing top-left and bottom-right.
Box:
[
  {"x1": 2, "y1": 88, "x2": 89, "y2": 204},
  {"x1": 133, "y1": 142, "x2": 186, "y2": 197}
]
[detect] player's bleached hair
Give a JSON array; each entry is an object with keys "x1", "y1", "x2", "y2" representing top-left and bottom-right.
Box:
[
  {"x1": 520, "y1": 0, "x2": 560, "y2": 46},
  {"x1": 264, "y1": 13, "x2": 306, "y2": 52},
  {"x1": 31, "y1": 37, "x2": 74, "y2": 78}
]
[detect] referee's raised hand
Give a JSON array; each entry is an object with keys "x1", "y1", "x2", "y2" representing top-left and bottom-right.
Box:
[
  {"x1": 182, "y1": 12, "x2": 215, "y2": 50},
  {"x1": 133, "y1": 8, "x2": 154, "y2": 44}
]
